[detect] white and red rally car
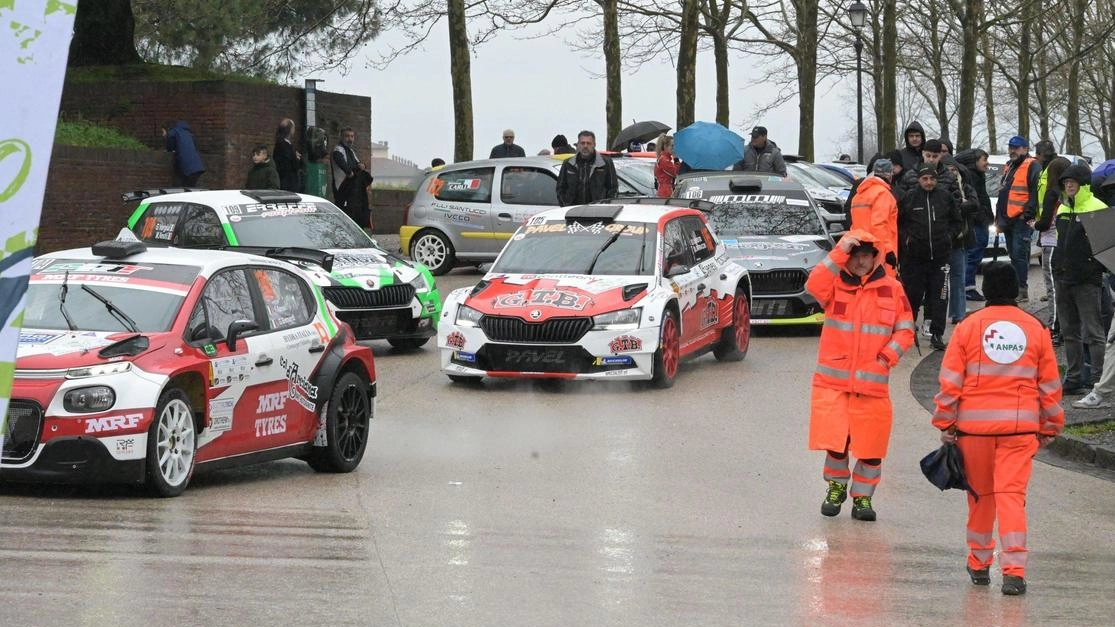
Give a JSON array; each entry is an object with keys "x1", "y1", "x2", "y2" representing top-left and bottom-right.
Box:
[
  {"x1": 1, "y1": 234, "x2": 376, "y2": 496},
  {"x1": 437, "y1": 200, "x2": 751, "y2": 387}
]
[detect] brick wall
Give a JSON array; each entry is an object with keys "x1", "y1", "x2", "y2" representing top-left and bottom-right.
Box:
[{"x1": 370, "y1": 189, "x2": 416, "y2": 235}]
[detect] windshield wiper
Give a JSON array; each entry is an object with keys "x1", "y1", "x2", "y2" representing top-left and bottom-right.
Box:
[
  {"x1": 585, "y1": 229, "x2": 622, "y2": 274},
  {"x1": 58, "y1": 271, "x2": 77, "y2": 331},
  {"x1": 81, "y1": 284, "x2": 139, "y2": 333},
  {"x1": 636, "y1": 230, "x2": 648, "y2": 275}
]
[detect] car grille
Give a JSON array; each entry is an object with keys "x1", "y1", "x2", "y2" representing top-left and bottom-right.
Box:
[
  {"x1": 750, "y1": 269, "x2": 808, "y2": 296},
  {"x1": 462, "y1": 344, "x2": 624, "y2": 374},
  {"x1": 752, "y1": 297, "x2": 820, "y2": 319},
  {"x1": 479, "y1": 316, "x2": 593, "y2": 344},
  {"x1": 323, "y1": 285, "x2": 415, "y2": 309},
  {"x1": 3, "y1": 400, "x2": 43, "y2": 462},
  {"x1": 335, "y1": 309, "x2": 414, "y2": 339}
]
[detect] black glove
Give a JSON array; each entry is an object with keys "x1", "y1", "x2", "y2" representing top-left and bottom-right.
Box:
[{"x1": 885, "y1": 252, "x2": 897, "y2": 268}]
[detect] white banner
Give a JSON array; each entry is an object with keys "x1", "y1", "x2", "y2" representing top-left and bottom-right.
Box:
[{"x1": 0, "y1": 2, "x2": 78, "y2": 447}]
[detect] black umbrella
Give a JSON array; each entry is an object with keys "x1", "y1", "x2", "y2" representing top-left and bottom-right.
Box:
[
  {"x1": 919, "y1": 442, "x2": 978, "y2": 500},
  {"x1": 611, "y1": 120, "x2": 670, "y2": 151},
  {"x1": 1078, "y1": 207, "x2": 1115, "y2": 273}
]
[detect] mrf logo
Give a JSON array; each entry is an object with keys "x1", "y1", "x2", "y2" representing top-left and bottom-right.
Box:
[
  {"x1": 492, "y1": 289, "x2": 591, "y2": 311},
  {"x1": 85, "y1": 413, "x2": 142, "y2": 434},
  {"x1": 982, "y1": 321, "x2": 1027, "y2": 364},
  {"x1": 257, "y1": 392, "x2": 286, "y2": 413}
]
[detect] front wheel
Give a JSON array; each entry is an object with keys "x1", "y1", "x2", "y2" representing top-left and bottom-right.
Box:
[
  {"x1": 388, "y1": 337, "x2": 429, "y2": 351},
  {"x1": 145, "y1": 388, "x2": 197, "y2": 497},
  {"x1": 714, "y1": 288, "x2": 751, "y2": 362},
  {"x1": 410, "y1": 230, "x2": 456, "y2": 276},
  {"x1": 308, "y1": 371, "x2": 372, "y2": 473},
  {"x1": 650, "y1": 308, "x2": 680, "y2": 389}
]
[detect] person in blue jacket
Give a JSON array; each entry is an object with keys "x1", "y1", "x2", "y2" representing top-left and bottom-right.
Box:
[{"x1": 163, "y1": 120, "x2": 206, "y2": 186}]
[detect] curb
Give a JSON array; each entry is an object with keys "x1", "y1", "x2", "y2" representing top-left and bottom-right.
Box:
[{"x1": 1046, "y1": 434, "x2": 1115, "y2": 469}]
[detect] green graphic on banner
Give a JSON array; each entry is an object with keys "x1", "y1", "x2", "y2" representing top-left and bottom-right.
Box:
[{"x1": 0, "y1": 139, "x2": 32, "y2": 201}]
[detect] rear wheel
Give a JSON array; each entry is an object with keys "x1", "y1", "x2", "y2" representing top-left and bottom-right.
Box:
[
  {"x1": 714, "y1": 288, "x2": 751, "y2": 362},
  {"x1": 410, "y1": 229, "x2": 456, "y2": 276},
  {"x1": 650, "y1": 308, "x2": 680, "y2": 389},
  {"x1": 388, "y1": 337, "x2": 429, "y2": 351},
  {"x1": 145, "y1": 388, "x2": 196, "y2": 497},
  {"x1": 308, "y1": 372, "x2": 372, "y2": 473}
]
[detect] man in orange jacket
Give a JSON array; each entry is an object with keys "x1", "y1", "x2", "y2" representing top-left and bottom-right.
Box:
[
  {"x1": 932, "y1": 261, "x2": 1064, "y2": 596},
  {"x1": 806, "y1": 229, "x2": 916, "y2": 521},
  {"x1": 849, "y1": 159, "x2": 899, "y2": 273}
]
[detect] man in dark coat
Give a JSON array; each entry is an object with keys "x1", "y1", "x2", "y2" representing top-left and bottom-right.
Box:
[
  {"x1": 731, "y1": 126, "x2": 787, "y2": 177},
  {"x1": 556, "y1": 130, "x2": 618, "y2": 206},
  {"x1": 896, "y1": 139, "x2": 964, "y2": 206},
  {"x1": 490, "y1": 129, "x2": 526, "y2": 159},
  {"x1": 331, "y1": 127, "x2": 373, "y2": 228},
  {"x1": 163, "y1": 120, "x2": 205, "y2": 186},
  {"x1": 273, "y1": 118, "x2": 303, "y2": 192},
  {"x1": 955, "y1": 148, "x2": 995, "y2": 301},
  {"x1": 244, "y1": 145, "x2": 280, "y2": 190},
  {"x1": 898, "y1": 121, "x2": 926, "y2": 173}
]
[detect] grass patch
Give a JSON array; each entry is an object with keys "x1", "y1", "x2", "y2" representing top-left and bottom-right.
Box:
[
  {"x1": 66, "y1": 63, "x2": 275, "y2": 85},
  {"x1": 56, "y1": 118, "x2": 148, "y2": 150},
  {"x1": 1064, "y1": 420, "x2": 1115, "y2": 436}
]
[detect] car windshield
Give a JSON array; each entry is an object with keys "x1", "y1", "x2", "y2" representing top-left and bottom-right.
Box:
[
  {"x1": 228, "y1": 202, "x2": 374, "y2": 249},
  {"x1": 22, "y1": 283, "x2": 184, "y2": 332},
  {"x1": 491, "y1": 220, "x2": 655, "y2": 275},
  {"x1": 704, "y1": 193, "x2": 826, "y2": 237},
  {"x1": 614, "y1": 161, "x2": 656, "y2": 191},
  {"x1": 790, "y1": 163, "x2": 849, "y2": 189}
]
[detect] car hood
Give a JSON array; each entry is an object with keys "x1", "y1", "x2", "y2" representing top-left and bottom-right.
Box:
[
  {"x1": 718, "y1": 235, "x2": 830, "y2": 272},
  {"x1": 313, "y1": 247, "x2": 423, "y2": 290},
  {"x1": 465, "y1": 274, "x2": 652, "y2": 320},
  {"x1": 15, "y1": 329, "x2": 166, "y2": 369}
]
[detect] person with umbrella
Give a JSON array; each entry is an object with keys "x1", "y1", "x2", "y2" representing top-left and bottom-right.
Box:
[
  {"x1": 556, "y1": 130, "x2": 617, "y2": 206},
  {"x1": 731, "y1": 126, "x2": 787, "y2": 177},
  {"x1": 932, "y1": 261, "x2": 1064, "y2": 596}
]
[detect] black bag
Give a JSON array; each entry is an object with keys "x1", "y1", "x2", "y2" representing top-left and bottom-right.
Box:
[{"x1": 919, "y1": 442, "x2": 979, "y2": 501}]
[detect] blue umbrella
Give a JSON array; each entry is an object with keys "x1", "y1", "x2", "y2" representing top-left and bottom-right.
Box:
[
  {"x1": 1092, "y1": 158, "x2": 1115, "y2": 186},
  {"x1": 673, "y1": 121, "x2": 745, "y2": 170}
]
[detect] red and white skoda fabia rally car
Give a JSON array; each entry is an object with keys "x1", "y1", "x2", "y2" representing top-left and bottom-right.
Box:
[
  {"x1": 438, "y1": 201, "x2": 751, "y2": 387},
  {"x1": 2, "y1": 236, "x2": 376, "y2": 496}
]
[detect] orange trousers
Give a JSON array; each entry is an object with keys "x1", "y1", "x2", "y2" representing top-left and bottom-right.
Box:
[{"x1": 957, "y1": 434, "x2": 1039, "y2": 577}]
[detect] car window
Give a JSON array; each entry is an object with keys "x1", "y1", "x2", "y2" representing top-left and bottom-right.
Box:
[
  {"x1": 226, "y1": 202, "x2": 372, "y2": 248},
  {"x1": 252, "y1": 268, "x2": 313, "y2": 330},
  {"x1": 136, "y1": 203, "x2": 187, "y2": 244},
  {"x1": 192, "y1": 269, "x2": 258, "y2": 341},
  {"x1": 429, "y1": 167, "x2": 494, "y2": 203},
  {"x1": 501, "y1": 167, "x2": 559, "y2": 206},
  {"x1": 178, "y1": 204, "x2": 226, "y2": 248},
  {"x1": 704, "y1": 191, "x2": 827, "y2": 237},
  {"x1": 682, "y1": 216, "x2": 717, "y2": 263},
  {"x1": 663, "y1": 218, "x2": 693, "y2": 272}
]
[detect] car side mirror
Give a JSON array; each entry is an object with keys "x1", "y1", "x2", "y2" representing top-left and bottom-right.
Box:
[
  {"x1": 226, "y1": 319, "x2": 259, "y2": 351},
  {"x1": 666, "y1": 264, "x2": 690, "y2": 278}
]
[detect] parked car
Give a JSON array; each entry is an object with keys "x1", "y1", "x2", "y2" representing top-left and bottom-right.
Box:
[
  {"x1": 2, "y1": 235, "x2": 376, "y2": 496},
  {"x1": 124, "y1": 189, "x2": 440, "y2": 348},
  {"x1": 437, "y1": 199, "x2": 751, "y2": 388},
  {"x1": 401, "y1": 156, "x2": 655, "y2": 275},
  {"x1": 673, "y1": 173, "x2": 841, "y2": 325},
  {"x1": 820, "y1": 162, "x2": 868, "y2": 183}
]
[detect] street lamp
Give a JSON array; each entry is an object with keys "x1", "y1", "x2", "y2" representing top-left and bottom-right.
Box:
[{"x1": 848, "y1": 1, "x2": 867, "y2": 164}]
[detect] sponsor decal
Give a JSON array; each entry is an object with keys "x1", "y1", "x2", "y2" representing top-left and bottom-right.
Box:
[
  {"x1": 446, "y1": 179, "x2": 482, "y2": 191},
  {"x1": 255, "y1": 415, "x2": 287, "y2": 437},
  {"x1": 225, "y1": 203, "x2": 318, "y2": 218},
  {"x1": 208, "y1": 397, "x2": 234, "y2": 432},
  {"x1": 115, "y1": 437, "x2": 137, "y2": 456},
  {"x1": 594, "y1": 355, "x2": 635, "y2": 366},
  {"x1": 36, "y1": 261, "x2": 152, "y2": 275},
  {"x1": 279, "y1": 355, "x2": 319, "y2": 411},
  {"x1": 700, "y1": 300, "x2": 719, "y2": 329},
  {"x1": 503, "y1": 348, "x2": 565, "y2": 365},
  {"x1": 257, "y1": 391, "x2": 287, "y2": 413},
  {"x1": 684, "y1": 187, "x2": 703, "y2": 199},
  {"x1": 313, "y1": 402, "x2": 329, "y2": 446},
  {"x1": 152, "y1": 221, "x2": 176, "y2": 240},
  {"x1": 527, "y1": 216, "x2": 547, "y2": 226},
  {"x1": 446, "y1": 331, "x2": 466, "y2": 349},
  {"x1": 492, "y1": 289, "x2": 591, "y2": 311},
  {"x1": 567, "y1": 221, "x2": 606, "y2": 235},
  {"x1": 228, "y1": 214, "x2": 242, "y2": 222},
  {"x1": 85, "y1": 412, "x2": 142, "y2": 434},
  {"x1": 982, "y1": 321, "x2": 1027, "y2": 364},
  {"x1": 18, "y1": 331, "x2": 61, "y2": 344},
  {"x1": 282, "y1": 327, "x2": 319, "y2": 348},
  {"x1": 455, "y1": 351, "x2": 477, "y2": 363},
  {"x1": 254, "y1": 391, "x2": 288, "y2": 437},
  {"x1": 708, "y1": 194, "x2": 787, "y2": 204},
  {"x1": 609, "y1": 335, "x2": 643, "y2": 352},
  {"x1": 733, "y1": 241, "x2": 811, "y2": 251},
  {"x1": 209, "y1": 355, "x2": 252, "y2": 386},
  {"x1": 332, "y1": 253, "x2": 387, "y2": 267}
]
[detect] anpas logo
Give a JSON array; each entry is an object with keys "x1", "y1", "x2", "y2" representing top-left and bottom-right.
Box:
[
  {"x1": 279, "y1": 356, "x2": 319, "y2": 411},
  {"x1": 255, "y1": 415, "x2": 287, "y2": 437},
  {"x1": 982, "y1": 321, "x2": 1027, "y2": 364},
  {"x1": 493, "y1": 289, "x2": 591, "y2": 311},
  {"x1": 85, "y1": 413, "x2": 142, "y2": 434}
]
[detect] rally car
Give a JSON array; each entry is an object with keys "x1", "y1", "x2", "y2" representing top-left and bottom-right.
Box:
[
  {"x1": 1, "y1": 234, "x2": 376, "y2": 496},
  {"x1": 437, "y1": 200, "x2": 751, "y2": 387},
  {"x1": 125, "y1": 188, "x2": 440, "y2": 349},
  {"x1": 674, "y1": 174, "x2": 842, "y2": 325}
]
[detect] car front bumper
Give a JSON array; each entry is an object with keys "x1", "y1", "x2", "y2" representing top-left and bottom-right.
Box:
[{"x1": 1, "y1": 436, "x2": 146, "y2": 485}]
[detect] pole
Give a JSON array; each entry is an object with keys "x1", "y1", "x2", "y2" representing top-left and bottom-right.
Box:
[{"x1": 855, "y1": 33, "x2": 864, "y2": 164}]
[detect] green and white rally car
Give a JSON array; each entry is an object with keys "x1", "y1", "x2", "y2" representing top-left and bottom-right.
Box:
[{"x1": 125, "y1": 189, "x2": 440, "y2": 349}]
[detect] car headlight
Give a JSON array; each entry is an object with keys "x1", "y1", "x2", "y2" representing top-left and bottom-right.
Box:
[
  {"x1": 63, "y1": 385, "x2": 116, "y2": 413},
  {"x1": 593, "y1": 308, "x2": 641, "y2": 330},
  {"x1": 408, "y1": 273, "x2": 431, "y2": 292},
  {"x1": 65, "y1": 362, "x2": 132, "y2": 379},
  {"x1": 455, "y1": 305, "x2": 483, "y2": 327}
]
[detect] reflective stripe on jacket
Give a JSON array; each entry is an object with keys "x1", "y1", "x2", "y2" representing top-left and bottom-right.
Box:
[
  {"x1": 932, "y1": 305, "x2": 1064, "y2": 436},
  {"x1": 1006, "y1": 156, "x2": 1036, "y2": 218},
  {"x1": 849, "y1": 176, "x2": 899, "y2": 264},
  {"x1": 806, "y1": 233, "x2": 916, "y2": 397}
]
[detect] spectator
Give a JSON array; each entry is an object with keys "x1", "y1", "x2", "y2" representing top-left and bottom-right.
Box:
[
  {"x1": 939, "y1": 138, "x2": 954, "y2": 156},
  {"x1": 898, "y1": 165, "x2": 962, "y2": 350},
  {"x1": 897, "y1": 121, "x2": 926, "y2": 173},
  {"x1": 628, "y1": 140, "x2": 645, "y2": 152},
  {"x1": 1035, "y1": 156, "x2": 1072, "y2": 342},
  {"x1": 551, "y1": 134, "x2": 575, "y2": 155},
  {"x1": 1033, "y1": 141, "x2": 1059, "y2": 300},
  {"x1": 887, "y1": 150, "x2": 906, "y2": 199},
  {"x1": 654, "y1": 134, "x2": 681, "y2": 198},
  {"x1": 163, "y1": 120, "x2": 205, "y2": 186},
  {"x1": 836, "y1": 153, "x2": 854, "y2": 163},
  {"x1": 955, "y1": 149, "x2": 994, "y2": 302},
  {"x1": 556, "y1": 130, "x2": 618, "y2": 206},
  {"x1": 1052, "y1": 164, "x2": 1108, "y2": 395},
  {"x1": 538, "y1": 148, "x2": 552, "y2": 156},
  {"x1": 995, "y1": 135, "x2": 1042, "y2": 301},
  {"x1": 896, "y1": 139, "x2": 964, "y2": 206},
  {"x1": 331, "y1": 126, "x2": 373, "y2": 228},
  {"x1": 430, "y1": 158, "x2": 446, "y2": 170},
  {"x1": 273, "y1": 118, "x2": 303, "y2": 193},
  {"x1": 490, "y1": 129, "x2": 526, "y2": 159},
  {"x1": 942, "y1": 155, "x2": 980, "y2": 324},
  {"x1": 848, "y1": 157, "x2": 899, "y2": 273},
  {"x1": 732, "y1": 126, "x2": 787, "y2": 177},
  {"x1": 842, "y1": 152, "x2": 883, "y2": 214},
  {"x1": 244, "y1": 144, "x2": 280, "y2": 190}
]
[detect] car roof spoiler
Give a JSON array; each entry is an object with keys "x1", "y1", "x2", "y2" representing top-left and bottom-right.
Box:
[
  {"x1": 598, "y1": 197, "x2": 716, "y2": 212},
  {"x1": 565, "y1": 204, "x2": 624, "y2": 221},
  {"x1": 121, "y1": 188, "x2": 208, "y2": 202},
  {"x1": 728, "y1": 177, "x2": 763, "y2": 192},
  {"x1": 221, "y1": 246, "x2": 334, "y2": 273}
]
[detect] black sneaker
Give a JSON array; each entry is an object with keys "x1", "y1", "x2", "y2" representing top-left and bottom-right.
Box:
[
  {"x1": 851, "y1": 496, "x2": 876, "y2": 521},
  {"x1": 821, "y1": 481, "x2": 847, "y2": 517},
  {"x1": 967, "y1": 566, "x2": 991, "y2": 585},
  {"x1": 966, "y1": 289, "x2": 986, "y2": 301},
  {"x1": 1062, "y1": 380, "x2": 1087, "y2": 395},
  {"x1": 1001, "y1": 575, "x2": 1027, "y2": 596},
  {"x1": 930, "y1": 334, "x2": 948, "y2": 351}
]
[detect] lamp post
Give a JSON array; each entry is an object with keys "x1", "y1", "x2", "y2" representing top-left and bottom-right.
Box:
[{"x1": 848, "y1": 2, "x2": 867, "y2": 164}]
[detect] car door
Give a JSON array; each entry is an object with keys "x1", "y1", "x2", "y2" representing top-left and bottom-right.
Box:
[
  {"x1": 429, "y1": 166, "x2": 499, "y2": 254},
  {"x1": 662, "y1": 218, "x2": 702, "y2": 354},
  {"x1": 678, "y1": 216, "x2": 722, "y2": 353},
  {"x1": 495, "y1": 165, "x2": 561, "y2": 240}
]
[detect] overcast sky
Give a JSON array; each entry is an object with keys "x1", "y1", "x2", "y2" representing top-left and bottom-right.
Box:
[{"x1": 317, "y1": 20, "x2": 859, "y2": 167}]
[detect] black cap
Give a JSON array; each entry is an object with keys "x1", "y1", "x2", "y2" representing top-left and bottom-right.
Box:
[
  {"x1": 1059, "y1": 163, "x2": 1093, "y2": 187},
  {"x1": 923, "y1": 139, "x2": 944, "y2": 153},
  {"x1": 917, "y1": 165, "x2": 938, "y2": 178},
  {"x1": 982, "y1": 261, "x2": 1019, "y2": 304},
  {"x1": 850, "y1": 241, "x2": 879, "y2": 256},
  {"x1": 751, "y1": 126, "x2": 767, "y2": 137}
]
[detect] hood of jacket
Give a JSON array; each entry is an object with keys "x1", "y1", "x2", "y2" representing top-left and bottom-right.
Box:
[
  {"x1": 856, "y1": 175, "x2": 892, "y2": 196},
  {"x1": 172, "y1": 120, "x2": 192, "y2": 133},
  {"x1": 903, "y1": 121, "x2": 925, "y2": 149}
]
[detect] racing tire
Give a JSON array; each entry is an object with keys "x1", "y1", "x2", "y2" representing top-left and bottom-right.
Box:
[
  {"x1": 447, "y1": 374, "x2": 483, "y2": 385},
  {"x1": 410, "y1": 229, "x2": 456, "y2": 276},
  {"x1": 714, "y1": 288, "x2": 751, "y2": 362},
  {"x1": 387, "y1": 337, "x2": 430, "y2": 351},
  {"x1": 650, "y1": 308, "x2": 680, "y2": 389},
  {"x1": 308, "y1": 372, "x2": 372, "y2": 473},
  {"x1": 145, "y1": 388, "x2": 197, "y2": 498}
]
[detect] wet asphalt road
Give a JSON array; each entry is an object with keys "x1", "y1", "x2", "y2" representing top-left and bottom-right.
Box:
[{"x1": 2, "y1": 268, "x2": 1115, "y2": 626}]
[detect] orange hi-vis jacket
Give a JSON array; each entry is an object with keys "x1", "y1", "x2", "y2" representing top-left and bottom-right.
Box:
[
  {"x1": 933, "y1": 305, "x2": 1064, "y2": 436},
  {"x1": 1005, "y1": 156, "x2": 1037, "y2": 218},
  {"x1": 849, "y1": 176, "x2": 898, "y2": 263},
  {"x1": 805, "y1": 231, "x2": 916, "y2": 397}
]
